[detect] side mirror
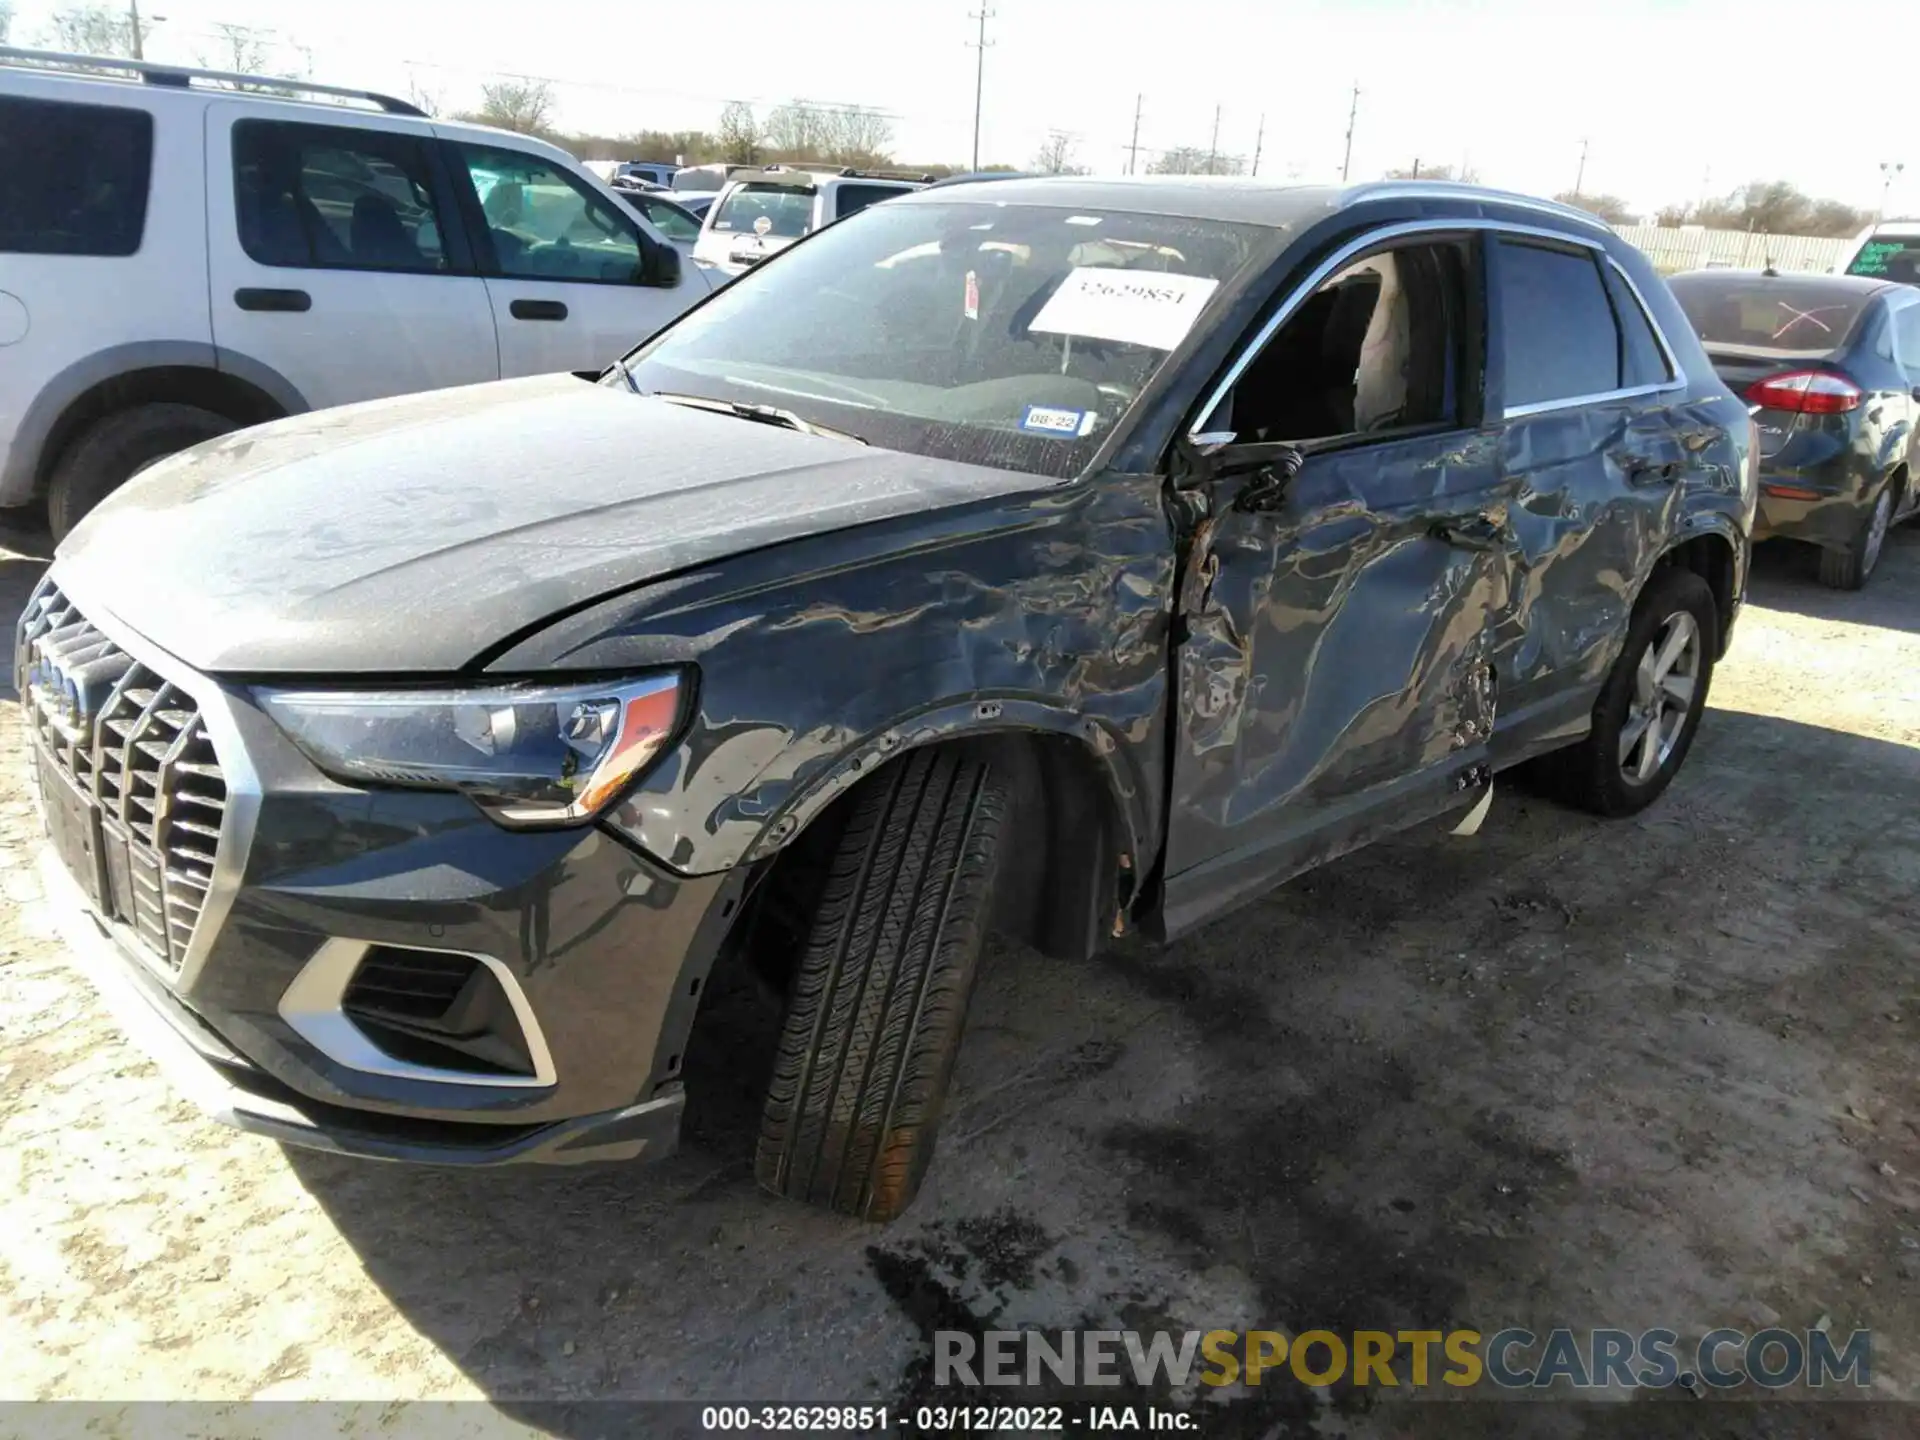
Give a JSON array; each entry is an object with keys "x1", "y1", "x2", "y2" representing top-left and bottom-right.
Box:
[
  {"x1": 1175, "y1": 434, "x2": 1305, "y2": 513},
  {"x1": 638, "y1": 237, "x2": 681, "y2": 288}
]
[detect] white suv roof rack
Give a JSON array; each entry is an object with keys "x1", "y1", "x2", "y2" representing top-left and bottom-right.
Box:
[{"x1": 0, "y1": 45, "x2": 427, "y2": 117}]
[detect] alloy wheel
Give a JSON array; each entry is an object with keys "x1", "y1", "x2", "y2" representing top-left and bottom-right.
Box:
[
  {"x1": 1863, "y1": 488, "x2": 1892, "y2": 578},
  {"x1": 1619, "y1": 610, "x2": 1701, "y2": 785}
]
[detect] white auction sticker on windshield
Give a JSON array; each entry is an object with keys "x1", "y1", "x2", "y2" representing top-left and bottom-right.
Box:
[{"x1": 1029, "y1": 267, "x2": 1219, "y2": 351}]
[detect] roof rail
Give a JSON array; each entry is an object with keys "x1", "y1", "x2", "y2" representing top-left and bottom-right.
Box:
[
  {"x1": 843, "y1": 167, "x2": 936, "y2": 184},
  {"x1": 0, "y1": 45, "x2": 427, "y2": 116},
  {"x1": 1341, "y1": 179, "x2": 1608, "y2": 230}
]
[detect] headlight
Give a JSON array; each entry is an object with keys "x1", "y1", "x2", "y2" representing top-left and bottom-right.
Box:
[{"x1": 256, "y1": 674, "x2": 684, "y2": 829}]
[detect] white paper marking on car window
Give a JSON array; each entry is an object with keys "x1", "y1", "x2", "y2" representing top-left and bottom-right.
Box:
[
  {"x1": 1020, "y1": 404, "x2": 1092, "y2": 437},
  {"x1": 1065, "y1": 216, "x2": 1103, "y2": 226},
  {"x1": 1029, "y1": 268, "x2": 1220, "y2": 351}
]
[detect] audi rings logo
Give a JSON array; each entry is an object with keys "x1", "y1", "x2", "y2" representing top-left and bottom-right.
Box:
[{"x1": 28, "y1": 647, "x2": 94, "y2": 733}]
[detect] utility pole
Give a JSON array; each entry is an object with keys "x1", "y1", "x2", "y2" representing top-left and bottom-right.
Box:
[
  {"x1": 1573, "y1": 137, "x2": 1589, "y2": 198},
  {"x1": 1250, "y1": 113, "x2": 1264, "y2": 177},
  {"x1": 1126, "y1": 93, "x2": 1143, "y2": 175},
  {"x1": 1411, "y1": 158, "x2": 1421, "y2": 179},
  {"x1": 1880, "y1": 161, "x2": 1906, "y2": 222},
  {"x1": 127, "y1": 0, "x2": 145, "y2": 59},
  {"x1": 1205, "y1": 104, "x2": 1221, "y2": 176},
  {"x1": 967, "y1": 8, "x2": 994, "y2": 172},
  {"x1": 1340, "y1": 83, "x2": 1359, "y2": 184}
]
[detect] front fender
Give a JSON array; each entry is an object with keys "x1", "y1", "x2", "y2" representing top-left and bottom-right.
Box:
[{"x1": 492, "y1": 472, "x2": 1178, "y2": 878}]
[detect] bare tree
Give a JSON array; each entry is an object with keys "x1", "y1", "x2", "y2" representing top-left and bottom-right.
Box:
[
  {"x1": 200, "y1": 22, "x2": 275, "y2": 73},
  {"x1": 717, "y1": 101, "x2": 760, "y2": 164},
  {"x1": 1382, "y1": 161, "x2": 1480, "y2": 184},
  {"x1": 460, "y1": 77, "x2": 556, "y2": 137},
  {"x1": 1554, "y1": 190, "x2": 1637, "y2": 225},
  {"x1": 824, "y1": 105, "x2": 893, "y2": 166},
  {"x1": 763, "y1": 100, "x2": 829, "y2": 160},
  {"x1": 404, "y1": 70, "x2": 443, "y2": 118},
  {"x1": 1032, "y1": 131, "x2": 1086, "y2": 175},
  {"x1": 44, "y1": 4, "x2": 135, "y2": 56},
  {"x1": 1149, "y1": 145, "x2": 1243, "y2": 177}
]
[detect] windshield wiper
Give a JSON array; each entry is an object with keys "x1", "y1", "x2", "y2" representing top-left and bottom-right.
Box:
[
  {"x1": 645, "y1": 391, "x2": 868, "y2": 445},
  {"x1": 607, "y1": 355, "x2": 641, "y2": 394}
]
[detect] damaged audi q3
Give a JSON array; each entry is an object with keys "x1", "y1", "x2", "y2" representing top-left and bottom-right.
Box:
[{"x1": 19, "y1": 177, "x2": 1756, "y2": 1221}]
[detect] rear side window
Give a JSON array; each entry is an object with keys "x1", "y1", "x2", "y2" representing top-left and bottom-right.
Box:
[
  {"x1": 0, "y1": 95, "x2": 152, "y2": 256},
  {"x1": 834, "y1": 183, "x2": 907, "y2": 220},
  {"x1": 233, "y1": 120, "x2": 451, "y2": 274},
  {"x1": 1896, "y1": 306, "x2": 1920, "y2": 373},
  {"x1": 1497, "y1": 241, "x2": 1618, "y2": 408},
  {"x1": 1601, "y1": 266, "x2": 1672, "y2": 389}
]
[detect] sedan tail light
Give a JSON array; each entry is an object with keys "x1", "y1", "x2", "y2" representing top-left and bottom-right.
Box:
[{"x1": 1744, "y1": 370, "x2": 1862, "y2": 414}]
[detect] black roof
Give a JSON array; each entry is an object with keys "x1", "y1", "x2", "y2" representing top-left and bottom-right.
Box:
[
  {"x1": 892, "y1": 176, "x2": 1611, "y2": 233},
  {"x1": 1667, "y1": 269, "x2": 1903, "y2": 297}
]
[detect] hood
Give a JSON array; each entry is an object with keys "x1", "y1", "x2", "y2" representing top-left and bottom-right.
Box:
[{"x1": 54, "y1": 374, "x2": 1050, "y2": 674}]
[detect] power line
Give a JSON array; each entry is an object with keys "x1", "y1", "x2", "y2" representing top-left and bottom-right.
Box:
[{"x1": 967, "y1": 7, "x2": 994, "y2": 172}]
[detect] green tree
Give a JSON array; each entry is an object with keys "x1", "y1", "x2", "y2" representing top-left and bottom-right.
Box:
[{"x1": 717, "y1": 101, "x2": 760, "y2": 165}]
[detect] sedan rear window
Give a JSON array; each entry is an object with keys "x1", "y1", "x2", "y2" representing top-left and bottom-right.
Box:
[
  {"x1": 712, "y1": 184, "x2": 813, "y2": 238},
  {"x1": 0, "y1": 95, "x2": 152, "y2": 256},
  {"x1": 1667, "y1": 273, "x2": 1873, "y2": 358}
]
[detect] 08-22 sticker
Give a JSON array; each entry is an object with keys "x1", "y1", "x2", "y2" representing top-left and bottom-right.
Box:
[{"x1": 1019, "y1": 404, "x2": 1097, "y2": 437}]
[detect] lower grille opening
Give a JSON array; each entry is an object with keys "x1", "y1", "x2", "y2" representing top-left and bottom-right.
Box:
[{"x1": 341, "y1": 947, "x2": 538, "y2": 1079}]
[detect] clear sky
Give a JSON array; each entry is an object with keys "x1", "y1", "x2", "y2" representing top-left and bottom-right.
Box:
[{"x1": 12, "y1": 0, "x2": 1914, "y2": 219}]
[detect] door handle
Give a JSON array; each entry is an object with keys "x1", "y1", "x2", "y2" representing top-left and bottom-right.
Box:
[
  {"x1": 1431, "y1": 513, "x2": 1506, "y2": 550},
  {"x1": 509, "y1": 299, "x2": 568, "y2": 321},
  {"x1": 234, "y1": 287, "x2": 310, "y2": 313}
]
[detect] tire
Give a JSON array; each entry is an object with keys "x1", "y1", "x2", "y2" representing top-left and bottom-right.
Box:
[
  {"x1": 755, "y1": 746, "x2": 1010, "y2": 1222},
  {"x1": 1816, "y1": 484, "x2": 1894, "y2": 591},
  {"x1": 1546, "y1": 567, "x2": 1718, "y2": 819},
  {"x1": 47, "y1": 404, "x2": 234, "y2": 540}
]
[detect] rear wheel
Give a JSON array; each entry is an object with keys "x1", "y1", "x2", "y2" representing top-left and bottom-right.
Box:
[
  {"x1": 1817, "y1": 484, "x2": 1893, "y2": 591},
  {"x1": 755, "y1": 746, "x2": 1009, "y2": 1222},
  {"x1": 47, "y1": 403, "x2": 234, "y2": 540},
  {"x1": 1544, "y1": 567, "x2": 1718, "y2": 818}
]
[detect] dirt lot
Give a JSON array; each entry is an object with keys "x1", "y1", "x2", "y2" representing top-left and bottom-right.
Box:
[{"x1": 2, "y1": 516, "x2": 1919, "y2": 1434}]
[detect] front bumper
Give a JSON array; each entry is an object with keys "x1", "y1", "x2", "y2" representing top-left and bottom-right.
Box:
[{"x1": 19, "y1": 575, "x2": 746, "y2": 1166}]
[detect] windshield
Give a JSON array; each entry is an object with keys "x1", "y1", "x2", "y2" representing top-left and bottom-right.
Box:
[
  {"x1": 1847, "y1": 236, "x2": 1920, "y2": 284},
  {"x1": 712, "y1": 183, "x2": 815, "y2": 239},
  {"x1": 621, "y1": 199, "x2": 1268, "y2": 477},
  {"x1": 639, "y1": 196, "x2": 701, "y2": 243},
  {"x1": 1667, "y1": 273, "x2": 1871, "y2": 359}
]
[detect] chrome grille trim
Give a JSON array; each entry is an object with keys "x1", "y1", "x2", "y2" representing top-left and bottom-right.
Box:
[{"x1": 16, "y1": 573, "x2": 260, "y2": 991}]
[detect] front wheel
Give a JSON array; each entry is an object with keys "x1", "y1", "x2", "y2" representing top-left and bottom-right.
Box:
[
  {"x1": 755, "y1": 746, "x2": 1009, "y2": 1222},
  {"x1": 1548, "y1": 567, "x2": 1718, "y2": 818},
  {"x1": 1817, "y1": 485, "x2": 1893, "y2": 591},
  {"x1": 47, "y1": 403, "x2": 234, "y2": 540}
]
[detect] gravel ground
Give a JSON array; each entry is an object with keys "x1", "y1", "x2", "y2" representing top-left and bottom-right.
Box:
[{"x1": 2, "y1": 517, "x2": 1918, "y2": 1435}]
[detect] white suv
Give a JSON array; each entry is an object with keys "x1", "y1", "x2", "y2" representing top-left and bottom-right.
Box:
[
  {"x1": 1835, "y1": 220, "x2": 1920, "y2": 284},
  {"x1": 692, "y1": 166, "x2": 928, "y2": 277},
  {"x1": 0, "y1": 48, "x2": 718, "y2": 536}
]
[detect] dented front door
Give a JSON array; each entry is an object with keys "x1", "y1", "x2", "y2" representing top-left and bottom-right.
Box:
[{"x1": 1159, "y1": 428, "x2": 1510, "y2": 934}]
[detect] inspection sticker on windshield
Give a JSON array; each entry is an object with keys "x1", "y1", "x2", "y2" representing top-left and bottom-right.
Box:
[
  {"x1": 1029, "y1": 267, "x2": 1219, "y2": 351},
  {"x1": 1020, "y1": 404, "x2": 1096, "y2": 437}
]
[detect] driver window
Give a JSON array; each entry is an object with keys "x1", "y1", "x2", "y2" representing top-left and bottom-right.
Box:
[
  {"x1": 454, "y1": 143, "x2": 642, "y2": 284},
  {"x1": 1217, "y1": 239, "x2": 1469, "y2": 443}
]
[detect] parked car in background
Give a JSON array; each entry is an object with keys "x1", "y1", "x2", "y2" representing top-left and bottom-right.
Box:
[
  {"x1": 674, "y1": 193, "x2": 717, "y2": 223},
  {"x1": 1668, "y1": 269, "x2": 1919, "y2": 589},
  {"x1": 1837, "y1": 220, "x2": 1920, "y2": 284},
  {"x1": 693, "y1": 165, "x2": 929, "y2": 276},
  {"x1": 616, "y1": 160, "x2": 679, "y2": 188},
  {"x1": 23, "y1": 178, "x2": 1752, "y2": 1222},
  {"x1": 0, "y1": 47, "x2": 713, "y2": 536},
  {"x1": 613, "y1": 189, "x2": 705, "y2": 252}
]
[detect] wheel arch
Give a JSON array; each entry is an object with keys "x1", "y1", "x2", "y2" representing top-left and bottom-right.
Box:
[
  {"x1": 742, "y1": 706, "x2": 1150, "y2": 964},
  {"x1": 1648, "y1": 523, "x2": 1742, "y2": 659},
  {"x1": 7, "y1": 344, "x2": 306, "y2": 504}
]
